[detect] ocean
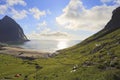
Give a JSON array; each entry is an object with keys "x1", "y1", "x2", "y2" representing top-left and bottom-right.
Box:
[{"x1": 15, "y1": 40, "x2": 81, "y2": 52}]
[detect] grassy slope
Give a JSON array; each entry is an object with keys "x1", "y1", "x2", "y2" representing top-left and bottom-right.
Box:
[
  {"x1": 0, "y1": 54, "x2": 36, "y2": 80},
  {"x1": 0, "y1": 28, "x2": 120, "y2": 80}
]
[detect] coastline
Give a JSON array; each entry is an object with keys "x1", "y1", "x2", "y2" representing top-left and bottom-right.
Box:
[{"x1": 0, "y1": 46, "x2": 54, "y2": 60}]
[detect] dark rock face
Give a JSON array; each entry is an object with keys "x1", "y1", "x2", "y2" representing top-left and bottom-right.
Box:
[
  {"x1": 105, "y1": 7, "x2": 120, "y2": 30},
  {"x1": 0, "y1": 15, "x2": 29, "y2": 42}
]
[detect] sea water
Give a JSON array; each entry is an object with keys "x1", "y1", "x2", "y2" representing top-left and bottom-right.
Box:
[{"x1": 15, "y1": 40, "x2": 81, "y2": 52}]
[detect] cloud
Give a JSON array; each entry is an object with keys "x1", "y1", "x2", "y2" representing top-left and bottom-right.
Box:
[
  {"x1": 27, "y1": 30, "x2": 87, "y2": 40},
  {"x1": 11, "y1": 9, "x2": 28, "y2": 20},
  {"x1": 101, "y1": 0, "x2": 120, "y2": 4},
  {"x1": 6, "y1": 0, "x2": 27, "y2": 6},
  {"x1": 0, "y1": 0, "x2": 27, "y2": 17},
  {"x1": 0, "y1": 0, "x2": 49, "y2": 20},
  {"x1": 27, "y1": 27, "x2": 77, "y2": 40},
  {"x1": 29, "y1": 7, "x2": 46, "y2": 20},
  {"x1": 40, "y1": 31, "x2": 68, "y2": 37},
  {"x1": 56, "y1": 0, "x2": 118, "y2": 32},
  {"x1": 36, "y1": 21, "x2": 47, "y2": 30},
  {"x1": 0, "y1": 5, "x2": 8, "y2": 14},
  {"x1": 27, "y1": 32, "x2": 68, "y2": 40},
  {"x1": 114, "y1": 0, "x2": 120, "y2": 4},
  {"x1": 40, "y1": 28, "x2": 68, "y2": 37},
  {"x1": 37, "y1": 21, "x2": 47, "y2": 27},
  {"x1": 101, "y1": 0, "x2": 112, "y2": 3}
]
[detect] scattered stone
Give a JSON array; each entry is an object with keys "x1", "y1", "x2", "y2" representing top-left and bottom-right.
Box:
[
  {"x1": 116, "y1": 42, "x2": 120, "y2": 45},
  {"x1": 35, "y1": 65, "x2": 43, "y2": 70},
  {"x1": 14, "y1": 74, "x2": 22, "y2": 77},
  {"x1": 113, "y1": 57, "x2": 118, "y2": 60},
  {"x1": 70, "y1": 69, "x2": 76, "y2": 73},
  {"x1": 70, "y1": 65, "x2": 78, "y2": 73},
  {"x1": 107, "y1": 52, "x2": 113, "y2": 55},
  {"x1": 18, "y1": 52, "x2": 24, "y2": 55},
  {"x1": 83, "y1": 61, "x2": 94, "y2": 67},
  {"x1": 95, "y1": 43, "x2": 100, "y2": 47},
  {"x1": 90, "y1": 43, "x2": 107, "y2": 54},
  {"x1": 73, "y1": 65, "x2": 78, "y2": 70}
]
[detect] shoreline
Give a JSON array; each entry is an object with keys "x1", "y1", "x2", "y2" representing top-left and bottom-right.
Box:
[{"x1": 0, "y1": 46, "x2": 57, "y2": 60}]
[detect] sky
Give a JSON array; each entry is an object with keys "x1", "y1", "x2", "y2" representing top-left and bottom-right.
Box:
[{"x1": 0, "y1": 0, "x2": 120, "y2": 40}]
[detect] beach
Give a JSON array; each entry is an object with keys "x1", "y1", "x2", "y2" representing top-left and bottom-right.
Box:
[
  {"x1": 0, "y1": 40, "x2": 80, "y2": 60},
  {"x1": 0, "y1": 46, "x2": 52, "y2": 59}
]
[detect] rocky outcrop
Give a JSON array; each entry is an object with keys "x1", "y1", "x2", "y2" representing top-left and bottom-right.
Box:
[{"x1": 0, "y1": 15, "x2": 29, "y2": 42}]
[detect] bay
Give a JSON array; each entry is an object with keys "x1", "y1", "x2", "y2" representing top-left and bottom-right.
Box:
[{"x1": 12, "y1": 40, "x2": 81, "y2": 52}]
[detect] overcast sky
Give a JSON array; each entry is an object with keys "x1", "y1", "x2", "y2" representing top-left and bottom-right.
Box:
[{"x1": 0, "y1": 0, "x2": 119, "y2": 40}]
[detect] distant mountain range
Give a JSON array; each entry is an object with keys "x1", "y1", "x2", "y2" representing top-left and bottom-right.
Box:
[{"x1": 0, "y1": 15, "x2": 29, "y2": 43}]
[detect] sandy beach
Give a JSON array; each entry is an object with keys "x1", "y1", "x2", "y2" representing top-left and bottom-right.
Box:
[{"x1": 0, "y1": 46, "x2": 53, "y2": 59}]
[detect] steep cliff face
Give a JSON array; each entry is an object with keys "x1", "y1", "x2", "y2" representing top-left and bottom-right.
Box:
[
  {"x1": 105, "y1": 7, "x2": 120, "y2": 30},
  {"x1": 0, "y1": 15, "x2": 29, "y2": 42}
]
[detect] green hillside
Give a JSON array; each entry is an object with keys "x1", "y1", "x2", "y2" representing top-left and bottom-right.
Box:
[
  {"x1": 0, "y1": 25, "x2": 120, "y2": 80},
  {"x1": 38, "y1": 27, "x2": 120, "y2": 80}
]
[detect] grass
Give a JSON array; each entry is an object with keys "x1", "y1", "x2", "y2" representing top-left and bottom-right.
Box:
[
  {"x1": 0, "y1": 28, "x2": 120, "y2": 80},
  {"x1": 0, "y1": 54, "x2": 36, "y2": 80}
]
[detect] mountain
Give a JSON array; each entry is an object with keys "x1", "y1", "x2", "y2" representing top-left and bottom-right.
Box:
[
  {"x1": 79, "y1": 7, "x2": 120, "y2": 45},
  {"x1": 0, "y1": 15, "x2": 29, "y2": 42}
]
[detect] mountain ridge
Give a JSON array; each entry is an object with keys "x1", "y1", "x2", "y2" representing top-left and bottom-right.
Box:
[{"x1": 78, "y1": 7, "x2": 120, "y2": 46}]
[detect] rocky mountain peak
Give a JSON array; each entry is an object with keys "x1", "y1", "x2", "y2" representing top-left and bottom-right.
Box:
[
  {"x1": 3, "y1": 15, "x2": 10, "y2": 19},
  {"x1": 0, "y1": 15, "x2": 29, "y2": 43}
]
